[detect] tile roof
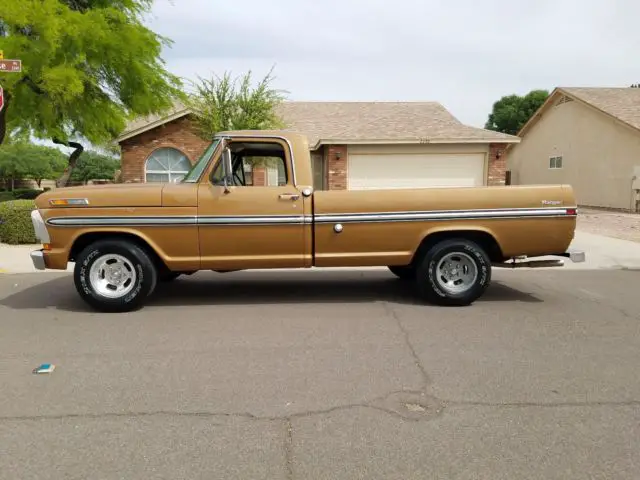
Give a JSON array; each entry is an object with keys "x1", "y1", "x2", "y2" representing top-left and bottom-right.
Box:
[
  {"x1": 116, "y1": 100, "x2": 520, "y2": 146},
  {"x1": 561, "y1": 87, "x2": 640, "y2": 131}
]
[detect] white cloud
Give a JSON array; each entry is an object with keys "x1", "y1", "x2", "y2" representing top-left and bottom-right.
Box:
[{"x1": 145, "y1": 0, "x2": 640, "y2": 127}]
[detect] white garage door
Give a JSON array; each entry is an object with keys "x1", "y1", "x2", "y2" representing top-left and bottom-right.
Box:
[{"x1": 347, "y1": 153, "x2": 486, "y2": 190}]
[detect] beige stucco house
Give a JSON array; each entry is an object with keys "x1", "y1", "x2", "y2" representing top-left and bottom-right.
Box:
[
  {"x1": 115, "y1": 101, "x2": 519, "y2": 191},
  {"x1": 507, "y1": 87, "x2": 640, "y2": 211}
]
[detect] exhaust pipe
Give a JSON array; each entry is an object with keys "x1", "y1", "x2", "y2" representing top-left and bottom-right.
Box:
[{"x1": 493, "y1": 259, "x2": 565, "y2": 269}]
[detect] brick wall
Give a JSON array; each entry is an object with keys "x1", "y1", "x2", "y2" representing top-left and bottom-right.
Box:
[
  {"x1": 119, "y1": 117, "x2": 210, "y2": 183},
  {"x1": 325, "y1": 145, "x2": 348, "y2": 190},
  {"x1": 488, "y1": 143, "x2": 508, "y2": 186},
  {"x1": 252, "y1": 166, "x2": 267, "y2": 186}
]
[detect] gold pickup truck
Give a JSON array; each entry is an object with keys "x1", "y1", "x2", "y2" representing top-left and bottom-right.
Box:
[{"x1": 29, "y1": 130, "x2": 584, "y2": 312}]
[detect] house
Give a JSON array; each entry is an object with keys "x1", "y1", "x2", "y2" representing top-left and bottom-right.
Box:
[
  {"x1": 507, "y1": 87, "x2": 640, "y2": 211},
  {"x1": 114, "y1": 101, "x2": 520, "y2": 190}
]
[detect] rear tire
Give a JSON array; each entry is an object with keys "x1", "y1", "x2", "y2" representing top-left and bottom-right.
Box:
[
  {"x1": 74, "y1": 239, "x2": 158, "y2": 313},
  {"x1": 388, "y1": 265, "x2": 416, "y2": 280},
  {"x1": 415, "y1": 238, "x2": 491, "y2": 306}
]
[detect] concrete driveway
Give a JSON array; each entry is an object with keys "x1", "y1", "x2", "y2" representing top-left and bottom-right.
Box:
[{"x1": 1, "y1": 267, "x2": 639, "y2": 479}]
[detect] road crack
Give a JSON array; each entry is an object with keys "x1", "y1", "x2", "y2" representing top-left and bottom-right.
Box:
[
  {"x1": 283, "y1": 418, "x2": 294, "y2": 480},
  {"x1": 381, "y1": 301, "x2": 431, "y2": 389}
]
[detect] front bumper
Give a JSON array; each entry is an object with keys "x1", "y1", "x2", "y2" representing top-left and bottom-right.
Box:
[{"x1": 30, "y1": 249, "x2": 46, "y2": 271}]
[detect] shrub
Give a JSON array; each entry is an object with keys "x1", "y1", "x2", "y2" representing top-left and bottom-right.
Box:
[
  {"x1": 0, "y1": 191, "x2": 14, "y2": 203},
  {"x1": 0, "y1": 200, "x2": 38, "y2": 245},
  {"x1": 12, "y1": 188, "x2": 43, "y2": 200}
]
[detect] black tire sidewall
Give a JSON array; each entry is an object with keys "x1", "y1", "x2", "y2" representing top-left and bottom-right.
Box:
[
  {"x1": 74, "y1": 240, "x2": 157, "y2": 312},
  {"x1": 417, "y1": 239, "x2": 491, "y2": 305}
]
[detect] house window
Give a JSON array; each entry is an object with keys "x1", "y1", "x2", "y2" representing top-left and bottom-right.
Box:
[
  {"x1": 312, "y1": 153, "x2": 326, "y2": 190},
  {"x1": 145, "y1": 147, "x2": 192, "y2": 183},
  {"x1": 549, "y1": 155, "x2": 563, "y2": 169}
]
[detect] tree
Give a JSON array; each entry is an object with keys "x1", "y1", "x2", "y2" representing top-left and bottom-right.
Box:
[
  {"x1": 0, "y1": 142, "x2": 67, "y2": 189},
  {"x1": 485, "y1": 90, "x2": 550, "y2": 135},
  {"x1": 0, "y1": 0, "x2": 183, "y2": 187},
  {"x1": 631, "y1": 84, "x2": 640, "y2": 88},
  {"x1": 70, "y1": 150, "x2": 120, "y2": 184},
  {"x1": 186, "y1": 67, "x2": 288, "y2": 140}
]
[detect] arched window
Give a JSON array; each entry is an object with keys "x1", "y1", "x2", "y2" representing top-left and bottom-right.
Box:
[{"x1": 145, "y1": 147, "x2": 192, "y2": 183}]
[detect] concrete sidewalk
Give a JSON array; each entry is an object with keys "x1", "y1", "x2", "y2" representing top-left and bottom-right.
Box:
[{"x1": 1, "y1": 230, "x2": 640, "y2": 274}]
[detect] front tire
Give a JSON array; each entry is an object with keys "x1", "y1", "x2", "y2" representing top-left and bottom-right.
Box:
[
  {"x1": 74, "y1": 239, "x2": 158, "y2": 313},
  {"x1": 415, "y1": 238, "x2": 491, "y2": 306}
]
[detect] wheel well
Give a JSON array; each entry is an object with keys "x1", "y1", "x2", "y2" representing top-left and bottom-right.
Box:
[
  {"x1": 69, "y1": 232, "x2": 168, "y2": 271},
  {"x1": 410, "y1": 230, "x2": 504, "y2": 265}
]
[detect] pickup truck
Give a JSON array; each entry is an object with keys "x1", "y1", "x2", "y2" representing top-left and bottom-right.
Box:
[{"x1": 29, "y1": 130, "x2": 585, "y2": 312}]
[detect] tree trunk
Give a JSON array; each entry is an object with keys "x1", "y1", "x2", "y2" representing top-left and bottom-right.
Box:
[
  {"x1": 0, "y1": 92, "x2": 10, "y2": 145},
  {"x1": 53, "y1": 140, "x2": 84, "y2": 188}
]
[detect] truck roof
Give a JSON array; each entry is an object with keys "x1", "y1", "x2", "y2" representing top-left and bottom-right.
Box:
[{"x1": 214, "y1": 129, "x2": 309, "y2": 146}]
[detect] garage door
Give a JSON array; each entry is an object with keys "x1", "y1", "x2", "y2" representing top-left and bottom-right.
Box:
[{"x1": 347, "y1": 153, "x2": 485, "y2": 190}]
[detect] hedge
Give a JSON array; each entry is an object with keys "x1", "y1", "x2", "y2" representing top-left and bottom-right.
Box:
[
  {"x1": 0, "y1": 189, "x2": 45, "y2": 202},
  {"x1": 13, "y1": 188, "x2": 45, "y2": 200},
  {"x1": 0, "y1": 200, "x2": 38, "y2": 245}
]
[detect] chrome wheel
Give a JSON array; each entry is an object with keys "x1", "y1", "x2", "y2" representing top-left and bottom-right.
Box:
[
  {"x1": 88, "y1": 253, "x2": 137, "y2": 299},
  {"x1": 434, "y1": 252, "x2": 478, "y2": 295}
]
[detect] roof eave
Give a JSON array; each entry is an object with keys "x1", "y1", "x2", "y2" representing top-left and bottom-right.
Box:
[
  {"x1": 311, "y1": 137, "x2": 520, "y2": 149},
  {"x1": 115, "y1": 108, "x2": 192, "y2": 143},
  {"x1": 512, "y1": 87, "x2": 564, "y2": 141}
]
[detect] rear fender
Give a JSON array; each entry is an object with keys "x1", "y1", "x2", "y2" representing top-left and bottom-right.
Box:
[{"x1": 412, "y1": 225, "x2": 505, "y2": 263}]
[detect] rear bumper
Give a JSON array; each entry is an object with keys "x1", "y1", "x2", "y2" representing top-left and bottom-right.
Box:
[{"x1": 30, "y1": 249, "x2": 46, "y2": 271}]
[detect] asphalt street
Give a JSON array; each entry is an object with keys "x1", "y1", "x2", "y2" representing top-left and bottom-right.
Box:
[{"x1": 1, "y1": 268, "x2": 639, "y2": 479}]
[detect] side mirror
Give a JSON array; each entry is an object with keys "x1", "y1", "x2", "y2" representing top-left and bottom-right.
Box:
[{"x1": 221, "y1": 147, "x2": 233, "y2": 193}]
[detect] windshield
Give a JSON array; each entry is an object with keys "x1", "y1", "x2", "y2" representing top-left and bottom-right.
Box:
[{"x1": 181, "y1": 139, "x2": 221, "y2": 183}]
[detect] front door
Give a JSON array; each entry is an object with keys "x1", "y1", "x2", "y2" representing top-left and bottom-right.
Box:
[{"x1": 197, "y1": 137, "x2": 311, "y2": 270}]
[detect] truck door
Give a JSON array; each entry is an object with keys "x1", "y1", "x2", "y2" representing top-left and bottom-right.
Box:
[{"x1": 197, "y1": 136, "x2": 312, "y2": 270}]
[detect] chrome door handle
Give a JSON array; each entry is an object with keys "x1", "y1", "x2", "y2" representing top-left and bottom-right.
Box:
[{"x1": 279, "y1": 193, "x2": 300, "y2": 201}]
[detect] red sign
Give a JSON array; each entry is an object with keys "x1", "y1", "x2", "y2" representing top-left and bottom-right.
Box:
[
  {"x1": 0, "y1": 87, "x2": 3, "y2": 114},
  {"x1": 0, "y1": 60, "x2": 21, "y2": 73}
]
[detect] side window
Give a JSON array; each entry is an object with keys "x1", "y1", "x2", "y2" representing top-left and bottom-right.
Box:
[{"x1": 211, "y1": 140, "x2": 289, "y2": 187}]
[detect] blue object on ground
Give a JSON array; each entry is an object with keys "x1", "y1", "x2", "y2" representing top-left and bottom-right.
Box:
[{"x1": 32, "y1": 363, "x2": 56, "y2": 374}]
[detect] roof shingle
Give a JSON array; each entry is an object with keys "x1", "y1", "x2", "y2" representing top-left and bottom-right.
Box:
[
  {"x1": 275, "y1": 102, "x2": 518, "y2": 147},
  {"x1": 561, "y1": 87, "x2": 640, "y2": 131},
  {"x1": 116, "y1": 100, "x2": 520, "y2": 146}
]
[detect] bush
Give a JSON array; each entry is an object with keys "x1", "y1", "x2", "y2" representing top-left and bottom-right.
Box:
[
  {"x1": 0, "y1": 200, "x2": 38, "y2": 245},
  {"x1": 12, "y1": 188, "x2": 43, "y2": 200},
  {"x1": 0, "y1": 191, "x2": 14, "y2": 203}
]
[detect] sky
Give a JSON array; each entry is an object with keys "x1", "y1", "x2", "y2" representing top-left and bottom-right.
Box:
[{"x1": 142, "y1": 0, "x2": 640, "y2": 128}]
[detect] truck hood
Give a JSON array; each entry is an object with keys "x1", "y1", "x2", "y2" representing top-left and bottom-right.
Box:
[{"x1": 35, "y1": 183, "x2": 165, "y2": 209}]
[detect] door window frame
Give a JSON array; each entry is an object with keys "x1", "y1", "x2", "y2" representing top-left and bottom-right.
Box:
[{"x1": 200, "y1": 135, "x2": 297, "y2": 188}]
